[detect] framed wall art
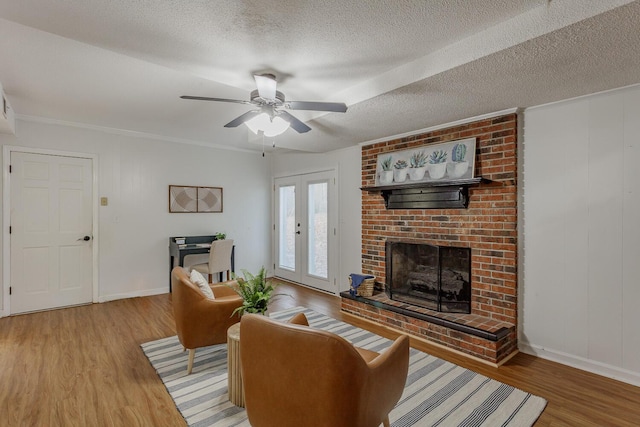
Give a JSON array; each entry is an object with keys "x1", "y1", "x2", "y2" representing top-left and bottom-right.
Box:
[
  {"x1": 169, "y1": 185, "x2": 223, "y2": 213},
  {"x1": 374, "y1": 137, "x2": 476, "y2": 187}
]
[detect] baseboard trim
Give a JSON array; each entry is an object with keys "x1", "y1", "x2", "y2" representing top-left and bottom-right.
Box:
[
  {"x1": 519, "y1": 342, "x2": 640, "y2": 387},
  {"x1": 98, "y1": 287, "x2": 168, "y2": 303}
]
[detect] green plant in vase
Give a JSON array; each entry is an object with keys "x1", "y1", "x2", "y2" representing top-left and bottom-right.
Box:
[
  {"x1": 428, "y1": 150, "x2": 447, "y2": 164},
  {"x1": 229, "y1": 267, "x2": 277, "y2": 316},
  {"x1": 380, "y1": 156, "x2": 393, "y2": 171},
  {"x1": 393, "y1": 159, "x2": 409, "y2": 182},
  {"x1": 428, "y1": 149, "x2": 448, "y2": 179},
  {"x1": 451, "y1": 143, "x2": 467, "y2": 162},
  {"x1": 379, "y1": 156, "x2": 394, "y2": 184},
  {"x1": 447, "y1": 142, "x2": 470, "y2": 178},
  {"x1": 409, "y1": 151, "x2": 427, "y2": 168},
  {"x1": 408, "y1": 151, "x2": 428, "y2": 180},
  {"x1": 394, "y1": 159, "x2": 408, "y2": 169},
  {"x1": 215, "y1": 232, "x2": 226, "y2": 240}
]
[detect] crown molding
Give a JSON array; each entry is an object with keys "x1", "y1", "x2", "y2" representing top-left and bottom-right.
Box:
[
  {"x1": 15, "y1": 114, "x2": 257, "y2": 154},
  {"x1": 359, "y1": 108, "x2": 520, "y2": 147}
]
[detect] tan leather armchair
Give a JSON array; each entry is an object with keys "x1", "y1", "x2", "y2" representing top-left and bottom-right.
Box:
[
  {"x1": 171, "y1": 267, "x2": 243, "y2": 374},
  {"x1": 240, "y1": 313, "x2": 410, "y2": 427}
]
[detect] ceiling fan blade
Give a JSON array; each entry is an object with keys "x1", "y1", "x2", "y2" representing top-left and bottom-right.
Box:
[
  {"x1": 181, "y1": 95, "x2": 253, "y2": 105},
  {"x1": 254, "y1": 74, "x2": 277, "y2": 100},
  {"x1": 224, "y1": 110, "x2": 262, "y2": 128},
  {"x1": 287, "y1": 101, "x2": 347, "y2": 113},
  {"x1": 278, "y1": 111, "x2": 312, "y2": 133}
]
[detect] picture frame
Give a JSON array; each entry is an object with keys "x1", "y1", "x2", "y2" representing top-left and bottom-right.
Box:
[
  {"x1": 374, "y1": 137, "x2": 476, "y2": 186},
  {"x1": 169, "y1": 185, "x2": 223, "y2": 213},
  {"x1": 197, "y1": 186, "x2": 223, "y2": 213}
]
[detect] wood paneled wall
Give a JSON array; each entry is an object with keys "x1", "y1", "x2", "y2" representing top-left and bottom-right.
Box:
[{"x1": 522, "y1": 84, "x2": 640, "y2": 386}]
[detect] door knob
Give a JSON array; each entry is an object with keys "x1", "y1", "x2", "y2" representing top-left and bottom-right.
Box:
[
  {"x1": 78, "y1": 235, "x2": 91, "y2": 241},
  {"x1": 296, "y1": 231, "x2": 301, "y2": 235}
]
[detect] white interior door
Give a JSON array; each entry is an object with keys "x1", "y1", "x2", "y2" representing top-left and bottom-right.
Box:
[
  {"x1": 274, "y1": 171, "x2": 336, "y2": 293},
  {"x1": 10, "y1": 152, "x2": 94, "y2": 314}
]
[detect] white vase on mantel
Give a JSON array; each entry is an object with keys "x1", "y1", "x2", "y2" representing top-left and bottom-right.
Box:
[
  {"x1": 379, "y1": 170, "x2": 393, "y2": 185},
  {"x1": 429, "y1": 162, "x2": 447, "y2": 179},
  {"x1": 393, "y1": 168, "x2": 408, "y2": 183},
  {"x1": 447, "y1": 161, "x2": 469, "y2": 179},
  {"x1": 408, "y1": 166, "x2": 427, "y2": 181}
]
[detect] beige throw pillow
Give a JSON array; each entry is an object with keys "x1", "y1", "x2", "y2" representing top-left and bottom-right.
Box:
[{"x1": 190, "y1": 269, "x2": 215, "y2": 300}]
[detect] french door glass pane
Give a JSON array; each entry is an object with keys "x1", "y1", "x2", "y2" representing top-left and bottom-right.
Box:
[
  {"x1": 279, "y1": 185, "x2": 296, "y2": 271},
  {"x1": 308, "y1": 182, "x2": 328, "y2": 278}
]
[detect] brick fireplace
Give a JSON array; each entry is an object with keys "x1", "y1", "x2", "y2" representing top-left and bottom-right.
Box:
[{"x1": 341, "y1": 113, "x2": 518, "y2": 365}]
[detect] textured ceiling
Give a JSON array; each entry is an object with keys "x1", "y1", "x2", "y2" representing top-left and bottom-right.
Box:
[{"x1": 0, "y1": 0, "x2": 639, "y2": 153}]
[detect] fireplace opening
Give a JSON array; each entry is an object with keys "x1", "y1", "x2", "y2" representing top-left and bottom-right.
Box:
[{"x1": 385, "y1": 241, "x2": 471, "y2": 313}]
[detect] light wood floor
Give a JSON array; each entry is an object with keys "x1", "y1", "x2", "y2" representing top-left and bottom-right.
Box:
[{"x1": 1, "y1": 282, "x2": 639, "y2": 426}]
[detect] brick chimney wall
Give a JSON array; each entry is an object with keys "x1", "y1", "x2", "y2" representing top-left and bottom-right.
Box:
[{"x1": 360, "y1": 113, "x2": 518, "y2": 326}]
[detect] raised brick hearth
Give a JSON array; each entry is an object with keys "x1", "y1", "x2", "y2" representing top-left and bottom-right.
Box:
[{"x1": 341, "y1": 113, "x2": 518, "y2": 365}]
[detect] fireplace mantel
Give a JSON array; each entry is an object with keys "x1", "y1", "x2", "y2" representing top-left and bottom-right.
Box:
[
  {"x1": 361, "y1": 177, "x2": 490, "y2": 209},
  {"x1": 357, "y1": 113, "x2": 518, "y2": 364}
]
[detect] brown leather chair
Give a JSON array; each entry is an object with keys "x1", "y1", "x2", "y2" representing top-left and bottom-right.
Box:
[
  {"x1": 240, "y1": 313, "x2": 410, "y2": 427},
  {"x1": 171, "y1": 266, "x2": 243, "y2": 374}
]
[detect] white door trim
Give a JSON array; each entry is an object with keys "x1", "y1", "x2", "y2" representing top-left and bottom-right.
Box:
[{"x1": 2, "y1": 145, "x2": 99, "y2": 317}]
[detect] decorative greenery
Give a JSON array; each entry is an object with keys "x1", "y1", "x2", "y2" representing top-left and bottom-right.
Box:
[
  {"x1": 428, "y1": 150, "x2": 448, "y2": 164},
  {"x1": 409, "y1": 151, "x2": 428, "y2": 168},
  {"x1": 215, "y1": 232, "x2": 226, "y2": 240},
  {"x1": 394, "y1": 159, "x2": 408, "y2": 169},
  {"x1": 380, "y1": 156, "x2": 393, "y2": 171},
  {"x1": 452, "y1": 143, "x2": 467, "y2": 162},
  {"x1": 229, "y1": 267, "x2": 277, "y2": 316}
]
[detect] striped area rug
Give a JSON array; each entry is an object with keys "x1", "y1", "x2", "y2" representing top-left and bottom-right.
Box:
[{"x1": 141, "y1": 307, "x2": 546, "y2": 426}]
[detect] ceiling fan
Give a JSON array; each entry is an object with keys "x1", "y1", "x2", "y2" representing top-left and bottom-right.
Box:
[{"x1": 181, "y1": 74, "x2": 347, "y2": 136}]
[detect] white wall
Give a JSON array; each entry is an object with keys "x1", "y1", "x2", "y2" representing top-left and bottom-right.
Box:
[
  {"x1": 271, "y1": 146, "x2": 362, "y2": 294},
  {"x1": 521, "y1": 84, "x2": 640, "y2": 386},
  {"x1": 0, "y1": 119, "x2": 272, "y2": 313}
]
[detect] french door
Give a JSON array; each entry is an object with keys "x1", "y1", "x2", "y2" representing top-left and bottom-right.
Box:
[{"x1": 274, "y1": 170, "x2": 336, "y2": 293}]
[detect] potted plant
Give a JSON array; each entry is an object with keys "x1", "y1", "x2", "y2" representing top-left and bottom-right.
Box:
[
  {"x1": 408, "y1": 151, "x2": 428, "y2": 180},
  {"x1": 215, "y1": 232, "x2": 226, "y2": 240},
  {"x1": 379, "y1": 156, "x2": 393, "y2": 184},
  {"x1": 393, "y1": 159, "x2": 408, "y2": 183},
  {"x1": 229, "y1": 267, "x2": 277, "y2": 316},
  {"x1": 428, "y1": 149, "x2": 447, "y2": 179},
  {"x1": 446, "y1": 142, "x2": 469, "y2": 178}
]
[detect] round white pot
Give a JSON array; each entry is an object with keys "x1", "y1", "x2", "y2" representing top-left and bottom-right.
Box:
[
  {"x1": 447, "y1": 161, "x2": 469, "y2": 179},
  {"x1": 429, "y1": 162, "x2": 447, "y2": 179},
  {"x1": 379, "y1": 170, "x2": 393, "y2": 185},
  {"x1": 408, "y1": 166, "x2": 427, "y2": 181},
  {"x1": 393, "y1": 168, "x2": 408, "y2": 183}
]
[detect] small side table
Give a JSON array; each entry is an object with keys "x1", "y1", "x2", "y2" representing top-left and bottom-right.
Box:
[{"x1": 227, "y1": 323, "x2": 244, "y2": 407}]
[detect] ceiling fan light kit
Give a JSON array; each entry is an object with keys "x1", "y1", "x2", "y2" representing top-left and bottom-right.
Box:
[
  {"x1": 181, "y1": 73, "x2": 347, "y2": 137},
  {"x1": 246, "y1": 113, "x2": 290, "y2": 137}
]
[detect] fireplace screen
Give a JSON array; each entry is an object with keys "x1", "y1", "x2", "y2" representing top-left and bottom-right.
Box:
[{"x1": 385, "y1": 241, "x2": 471, "y2": 313}]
